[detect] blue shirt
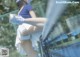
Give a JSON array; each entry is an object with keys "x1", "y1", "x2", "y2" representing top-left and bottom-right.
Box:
[{"x1": 19, "y1": 4, "x2": 32, "y2": 18}]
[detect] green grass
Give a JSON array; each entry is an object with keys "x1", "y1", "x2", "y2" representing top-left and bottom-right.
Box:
[{"x1": 9, "y1": 49, "x2": 26, "y2": 57}]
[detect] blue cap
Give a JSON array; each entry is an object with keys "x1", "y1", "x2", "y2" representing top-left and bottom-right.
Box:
[
  {"x1": 16, "y1": 0, "x2": 21, "y2": 3},
  {"x1": 16, "y1": 0, "x2": 32, "y2": 3}
]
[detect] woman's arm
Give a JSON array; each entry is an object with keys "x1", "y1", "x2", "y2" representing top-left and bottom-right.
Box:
[
  {"x1": 9, "y1": 14, "x2": 47, "y2": 25},
  {"x1": 23, "y1": 10, "x2": 47, "y2": 25},
  {"x1": 23, "y1": 18, "x2": 47, "y2": 25},
  {"x1": 29, "y1": 10, "x2": 36, "y2": 18}
]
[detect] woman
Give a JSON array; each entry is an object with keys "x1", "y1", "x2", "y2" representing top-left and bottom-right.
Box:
[{"x1": 10, "y1": 0, "x2": 47, "y2": 57}]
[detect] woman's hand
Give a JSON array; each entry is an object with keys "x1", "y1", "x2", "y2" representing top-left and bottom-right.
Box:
[{"x1": 9, "y1": 14, "x2": 24, "y2": 25}]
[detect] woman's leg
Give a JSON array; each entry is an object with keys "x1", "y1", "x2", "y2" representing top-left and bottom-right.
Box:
[
  {"x1": 16, "y1": 23, "x2": 42, "y2": 57},
  {"x1": 21, "y1": 40, "x2": 38, "y2": 57}
]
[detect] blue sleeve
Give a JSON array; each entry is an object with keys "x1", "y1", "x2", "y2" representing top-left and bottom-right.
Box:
[{"x1": 26, "y1": 4, "x2": 32, "y2": 11}]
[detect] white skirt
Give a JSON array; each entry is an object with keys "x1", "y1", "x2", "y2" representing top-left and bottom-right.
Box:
[{"x1": 15, "y1": 23, "x2": 42, "y2": 55}]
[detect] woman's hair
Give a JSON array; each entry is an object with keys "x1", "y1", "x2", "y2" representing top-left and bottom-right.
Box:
[
  {"x1": 16, "y1": 0, "x2": 24, "y2": 8},
  {"x1": 16, "y1": 0, "x2": 32, "y2": 8}
]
